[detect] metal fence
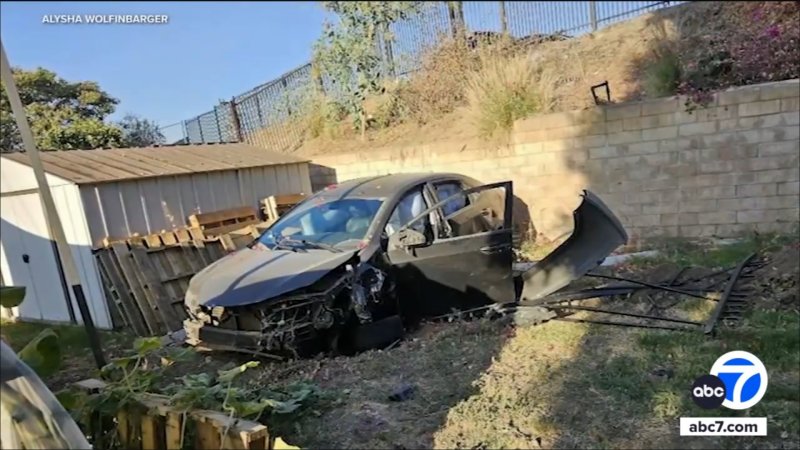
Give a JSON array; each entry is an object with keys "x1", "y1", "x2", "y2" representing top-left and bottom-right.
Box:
[{"x1": 181, "y1": 1, "x2": 676, "y2": 149}]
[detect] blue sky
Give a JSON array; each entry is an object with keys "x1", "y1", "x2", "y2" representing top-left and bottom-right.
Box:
[{"x1": 0, "y1": 1, "x2": 327, "y2": 141}]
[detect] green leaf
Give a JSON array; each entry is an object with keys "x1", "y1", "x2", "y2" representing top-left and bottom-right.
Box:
[
  {"x1": 217, "y1": 361, "x2": 259, "y2": 383},
  {"x1": 18, "y1": 328, "x2": 61, "y2": 377},
  {"x1": 133, "y1": 336, "x2": 162, "y2": 356},
  {"x1": 0, "y1": 286, "x2": 26, "y2": 308}
]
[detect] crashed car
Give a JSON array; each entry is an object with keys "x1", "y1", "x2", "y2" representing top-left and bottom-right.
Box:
[{"x1": 184, "y1": 172, "x2": 627, "y2": 358}]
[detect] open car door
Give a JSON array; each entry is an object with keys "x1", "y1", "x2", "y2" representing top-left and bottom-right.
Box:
[{"x1": 385, "y1": 181, "x2": 515, "y2": 319}]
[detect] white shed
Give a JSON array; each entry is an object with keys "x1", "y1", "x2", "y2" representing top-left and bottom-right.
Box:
[{"x1": 0, "y1": 143, "x2": 312, "y2": 329}]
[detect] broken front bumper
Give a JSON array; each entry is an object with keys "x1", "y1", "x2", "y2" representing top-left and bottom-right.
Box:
[{"x1": 519, "y1": 190, "x2": 628, "y2": 303}]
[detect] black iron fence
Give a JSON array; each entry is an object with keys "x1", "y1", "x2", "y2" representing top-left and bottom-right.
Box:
[{"x1": 180, "y1": 1, "x2": 676, "y2": 149}]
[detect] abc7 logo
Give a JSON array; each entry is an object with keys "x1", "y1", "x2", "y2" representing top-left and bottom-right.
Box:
[{"x1": 691, "y1": 351, "x2": 768, "y2": 410}]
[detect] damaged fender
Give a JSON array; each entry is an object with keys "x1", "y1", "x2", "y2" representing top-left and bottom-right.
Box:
[{"x1": 520, "y1": 190, "x2": 628, "y2": 303}]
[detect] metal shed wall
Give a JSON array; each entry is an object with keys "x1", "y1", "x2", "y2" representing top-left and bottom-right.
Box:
[
  {"x1": 79, "y1": 162, "x2": 312, "y2": 246},
  {"x1": 0, "y1": 160, "x2": 111, "y2": 329}
]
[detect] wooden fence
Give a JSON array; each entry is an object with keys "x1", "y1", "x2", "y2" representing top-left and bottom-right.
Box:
[
  {"x1": 94, "y1": 200, "x2": 302, "y2": 337},
  {"x1": 75, "y1": 379, "x2": 272, "y2": 450},
  {"x1": 94, "y1": 226, "x2": 266, "y2": 337}
]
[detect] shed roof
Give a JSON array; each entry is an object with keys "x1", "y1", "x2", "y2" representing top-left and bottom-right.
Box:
[{"x1": 1, "y1": 143, "x2": 310, "y2": 185}]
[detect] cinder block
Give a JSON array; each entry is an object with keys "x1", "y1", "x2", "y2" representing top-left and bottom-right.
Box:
[
  {"x1": 641, "y1": 98, "x2": 678, "y2": 116},
  {"x1": 759, "y1": 141, "x2": 799, "y2": 157},
  {"x1": 589, "y1": 146, "x2": 621, "y2": 159},
  {"x1": 676, "y1": 212, "x2": 698, "y2": 225},
  {"x1": 695, "y1": 105, "x2": 736, "y2": 122},
  {"x1": 679, "y1": 199, "x2": 718, "y2": 213},
  {"x1": 606, "y1": 120, "x2": 624, "y2": 134},
  {"x1": 738, "y1": 128, "x2": 778, "y2": 144},
  {"x1": 740, "y1": 155, "x2": 799, "y2": 172},
  {"x1": 737, "y1": 210, "x2": 772, "y2": 224},
  {"x1": 606, "y1": 103, "x2": 642, "y2": 120},
  {"x1": 573, "y1": 134, "x2": 606, "y2": 148},
  {"x1": 781, "y1": 97, "x2": 800, "y2": 112},
  {"x1": 660, "y1": 163, "x2": 697, "y2": 178},
  {"x1": 719, "y1": 118, "x2": 739, "y2": 131},
  {"x1": 700, "y1": 161, "x2": 735, "y2": 173},
  {"x1": 696, "y1": 186, "x2": 736, "y2": 199},
  {"x1": 641, "y1": 178, "x2": 679, "y2": 191},
  {"x1": 675, "y1": 110, "x2": 697, "y2": 124},
  {"x1": 778, "y1": 181, "x2": 800, "y2": 196},
  {"x1": 642, "y1": 202, "x2": 677, "y2": 214},
  {"x1": 661, "y1": 213, "x2": 679, "y2": 226},
  {"x1": 626, "y1": 191, "x2": 661, "y2": 204},
  {"x1": 679, "y1": 174, "x2": 720, "y2": 188},
  {"x1": 778, "y1": 208, "x2": 800, "y2": 222},
  {"x1": 630, "y1": 214, "x2": 661, "y2": 227},
  {"x1": 756, "y1": 168, "x2": 800, "y2": 183},
  {"x1": 679, "y1": 121, "x2": 718, "y2": 136},
  {"x1": 739, "y1": 100, "x2": 782, "y2": 117},
  {"x1": 642, "y1": 126, "x2": 678, "y2": 141},
  {"x1": 625, "y1": 141, "x2": 659, "y2": 155},
  {"x1": 608, "y1": 130, "x2": 642, "y2": 145},
  {"x1": 782, "y1": 111, "x2": 800, "y2": 125},
  {"x1": 718, "y1": 87, "x2": 761, "y2": 106},
  {"x1": 759, "y1": 80, "x2": 800, "y2": 101},
  {"x1": 776, "y1": 125, "x2": 800, "y2": 141},
  {"x1": 698, "y1": 211, "x2": 737, "y2": 225},
  {"x1": 754, "y1": 221, "x2": 799, "y2": 234}
]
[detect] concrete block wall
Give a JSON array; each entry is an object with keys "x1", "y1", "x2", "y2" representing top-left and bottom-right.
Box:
[{"x1": 309, "y1": 79, "x2": 800, "y2": 240}]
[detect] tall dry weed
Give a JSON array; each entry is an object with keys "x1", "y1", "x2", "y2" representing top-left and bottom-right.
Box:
[{"x1": 466, "y1": 54, "x2": 554, "y2": 138}]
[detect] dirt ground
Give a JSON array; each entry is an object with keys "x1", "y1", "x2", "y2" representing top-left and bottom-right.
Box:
[
  {"x1": 3, "y1": 237, "x2": 797, "y2": 449},
  {"x1": 163, "y1": 238, "x2": 800, "y2": 449}
]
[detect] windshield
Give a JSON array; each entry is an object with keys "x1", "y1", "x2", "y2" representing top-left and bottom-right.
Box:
[{"x1": 259, "y1": 197, "x2": 383, "y2": 250}]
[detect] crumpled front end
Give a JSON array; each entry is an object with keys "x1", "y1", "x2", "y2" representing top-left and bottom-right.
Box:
[{"x1": 184, "y1": 261, "x2": 391, "y2": 358}]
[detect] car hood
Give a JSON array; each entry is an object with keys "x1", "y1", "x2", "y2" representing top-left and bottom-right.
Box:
[{"x1": 185, "y1": 245, "x2": 358, "y2": 309}]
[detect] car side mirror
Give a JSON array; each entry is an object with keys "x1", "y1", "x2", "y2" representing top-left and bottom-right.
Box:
[{"x1": 389, "y1": 228, "x2": 429, "y2": 251}]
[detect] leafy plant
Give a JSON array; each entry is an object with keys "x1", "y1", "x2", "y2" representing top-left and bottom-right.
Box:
[{"x1": 313, "y1": 1, "x2": 421, "y2": 138}]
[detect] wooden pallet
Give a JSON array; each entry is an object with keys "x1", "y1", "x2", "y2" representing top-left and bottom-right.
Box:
[
  {"x1": 261, "y1": 193, "x2": 306, "y2": 223},
  {"x1": 189, "y1": 206, "x2": 260, "y2": 237},
  {"x1": 94, "y1": 229, "x2": 229, "y2": 336},
  {"x1": 74, "y1": 379, "x2": 270, "y2": 450}
]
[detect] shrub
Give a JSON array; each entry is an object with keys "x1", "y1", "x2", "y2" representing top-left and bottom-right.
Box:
[
  {"x1": 643, "y1": 47, "x2": 682, "y2": 98},
  {"x1": 466, "y1": 55, "x2": 547, "y2": 138},
  {"x1": 302, "y1": 91, "x2": 347, "y2": 140}
]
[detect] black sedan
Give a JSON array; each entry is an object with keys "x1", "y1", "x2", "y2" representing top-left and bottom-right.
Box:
[{"x1": 183, "y1": 172, "x2": 627, "y2": 358}]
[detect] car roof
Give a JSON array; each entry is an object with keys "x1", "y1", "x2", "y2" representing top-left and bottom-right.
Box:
[{"x1": 316, "y1": 172, "x2": 467, "y2": 200}]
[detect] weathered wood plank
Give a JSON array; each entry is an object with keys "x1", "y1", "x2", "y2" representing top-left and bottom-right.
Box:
[
  {"x1": 97, "y1": 249, "x2": 149, "y2": 336},
  {"x1": 116, "y1": 411, "x2": 130, "y2": 449},
  {"x1": 201, "y1": 219, "x2": 260, "y2": 238},
  {"x1": 140, "y1": 414, "x2": 158, "y2": 450},
  {"x1": 129, "y1": 245, "x2": 182, "y2": 332},
  {"x1": 196, "y1": 421, "x2": 222, "y2": 449},
  {"x1": 165, "y1": 413, "x2": 183, "y2": 450},
  {"x1": 110, "y1": 243, "x2": 162, "y2": 335},
  {"x1": 189, "y1": 206, "x2": 258, "y2": 229}
]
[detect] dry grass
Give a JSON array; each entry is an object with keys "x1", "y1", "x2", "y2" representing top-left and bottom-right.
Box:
[{"x1": 465, "y1": 54, "x2": 553, "y2": 138}]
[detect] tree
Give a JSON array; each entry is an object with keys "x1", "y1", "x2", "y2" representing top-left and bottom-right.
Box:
[
  {"x1": 118, "y1": 114, "x2": 165, "y2": 147},
  {"x1": 1, "y1": 67, "x2": 122, "y2": 152},
  {"x1": 313, "y1": 1, "x2": 421, "y2": 139}
]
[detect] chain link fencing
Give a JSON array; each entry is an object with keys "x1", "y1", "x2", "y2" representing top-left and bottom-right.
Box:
[{"x1": 181, "y1": 1, "x2": 677, "y2": 148}]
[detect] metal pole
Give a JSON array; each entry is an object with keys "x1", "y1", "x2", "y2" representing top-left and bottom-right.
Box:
[
  {"x1": 589, "y1": 1, "x2": 598, "y2": 32},
  {"x1": 499, "y1": 1, "x2": 508, "y2": 35},
  {"x1": 0, "y1": 40, "x2": 106, "y2": 369}
]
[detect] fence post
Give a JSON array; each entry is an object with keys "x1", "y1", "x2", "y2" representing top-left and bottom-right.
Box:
[
  {"x1": 499, "y1": 1, "x2": 507, "y2": 35},
  {"x1": 214, "y1": 108, "x2": 222, "y2": 143},
  {"x1": 381, "y1": 23, "x2": 395, "y2": 77},
  {"x1": 589, "y1": 1, "x2": 598, "y2": 32},
  {"x1": 447, "y1": 1, "x2": 465, "y2": 41},
  {"x1": 230, "y1": 97, "x2": 243, "y2": 143}
]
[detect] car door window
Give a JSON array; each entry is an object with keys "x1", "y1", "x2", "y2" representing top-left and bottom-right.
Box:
[
  {"x1": 439, "y1": 186, "x2": 507, "y2": 238},
  {"x1": 434, "y1": 181, "x2": 468, "y2": 217},
  {"x1": 384, "y1": 187, "x2": 430, "y2": 236}
]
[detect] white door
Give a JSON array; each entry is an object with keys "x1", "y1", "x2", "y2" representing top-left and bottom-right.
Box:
[{"x1": 0, "y1": 193, "x2": 72, "y2": 323}]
